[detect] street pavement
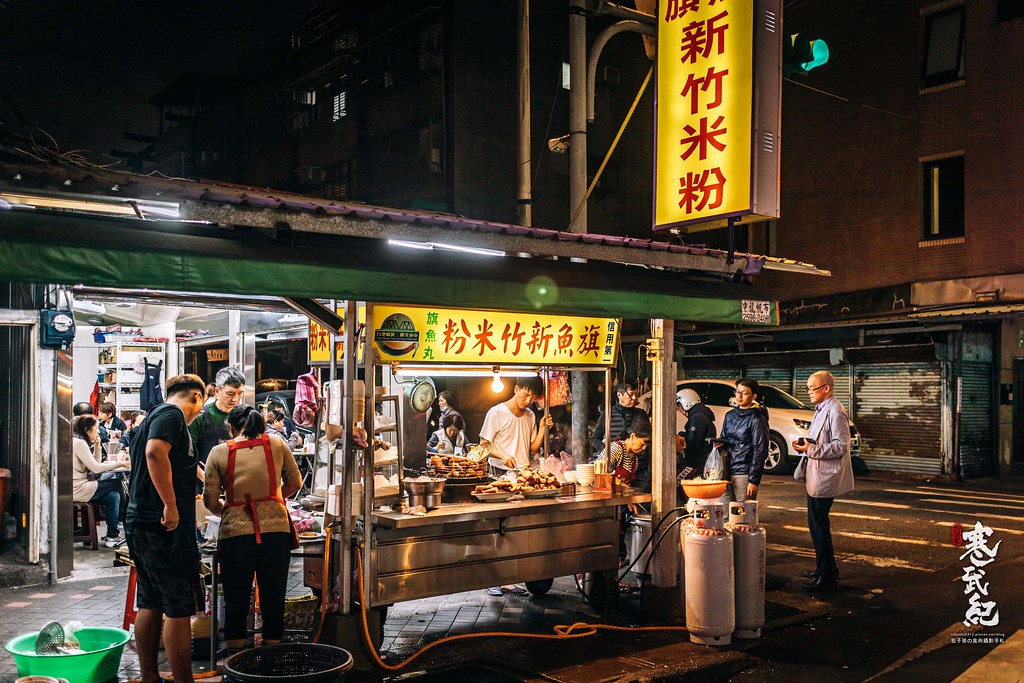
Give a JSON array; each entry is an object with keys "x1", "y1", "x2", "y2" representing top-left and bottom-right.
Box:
[{"x1": 0, "y1": 472, "x2": 1021, "y2": 682}]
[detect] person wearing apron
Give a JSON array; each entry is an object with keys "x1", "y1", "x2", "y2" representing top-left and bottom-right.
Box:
[{"x1": 203, "y1": 405, "x2": 301, "y2": 651}]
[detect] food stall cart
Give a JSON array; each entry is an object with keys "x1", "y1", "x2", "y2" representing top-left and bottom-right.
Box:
[{"x1": 320, "y1": 303, "x2": 650, "y2": 618}]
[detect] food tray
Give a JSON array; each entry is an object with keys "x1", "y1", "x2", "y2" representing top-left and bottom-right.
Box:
[
  {"x1": 523, "y1": 488, "x2": 562, "y2": 499},
  {"x1": 472, "y1": 492, "x2": 514, "y2": 502}
]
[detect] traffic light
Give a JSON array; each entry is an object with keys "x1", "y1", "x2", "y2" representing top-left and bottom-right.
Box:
[{"x1": 783, "y1": 33, "x2": 829, "y2": 75}]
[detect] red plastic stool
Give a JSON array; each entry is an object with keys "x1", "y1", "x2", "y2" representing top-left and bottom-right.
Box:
[{"x1": 123, "y1": 565, "x2": 138, "y2": 630}]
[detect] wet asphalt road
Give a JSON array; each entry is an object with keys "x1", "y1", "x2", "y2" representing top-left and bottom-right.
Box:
[{"x1": 727, "y1": 472, "x2": 1024, "y2": 682}]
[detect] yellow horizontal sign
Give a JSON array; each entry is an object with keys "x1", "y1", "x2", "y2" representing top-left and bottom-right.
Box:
[
  {"x1": 371, "y1": 305, "x2": 618, "y2": 366},
  {"x1": 655, "y1": 0, "x2": 754, "y2": 229}
]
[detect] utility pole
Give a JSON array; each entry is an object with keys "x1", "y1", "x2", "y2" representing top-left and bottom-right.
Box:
[
  {"x1": 517, "y1": 0, "x2": 532, "y2": 227},
  {"x1": 568, "y1": 0, "x2": 589, "y2": 460}
]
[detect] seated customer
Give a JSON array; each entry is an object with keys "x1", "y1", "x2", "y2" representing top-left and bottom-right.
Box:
[{"x1": 72, "y1": 414, "x2": 130, "y2": 547}]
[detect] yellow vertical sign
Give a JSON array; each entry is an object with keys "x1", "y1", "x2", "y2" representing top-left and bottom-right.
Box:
[
  {"x1": 654, "y1": 0, "x2": 755, "y2": 230},
  {"x1": 307, "y1": 305, "x2": 365, "y2": 364}
]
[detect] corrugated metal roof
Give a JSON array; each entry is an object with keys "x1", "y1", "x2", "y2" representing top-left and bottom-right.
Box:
[{"x1": 0, "y1": 146, "x2": 827, "y2": 278}]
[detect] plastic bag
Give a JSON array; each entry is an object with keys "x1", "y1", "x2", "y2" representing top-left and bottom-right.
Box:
[
  {"x1": 542, "y1": 452, "x2": 575, "y2": 483},
  {"x1": 793, "y1": 456, "x2": 808, "y2": 482},
  {"x1": 702, "y1": 445, "x2": 728, "y2": 481}
]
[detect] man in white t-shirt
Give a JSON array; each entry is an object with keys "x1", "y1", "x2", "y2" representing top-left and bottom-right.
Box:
[
  {"x1": 479, "y1": 377, "x2": 552, "y2": 469},
  {"x1": 478, "y1": 376, "x2": 553, "y2": 596}
]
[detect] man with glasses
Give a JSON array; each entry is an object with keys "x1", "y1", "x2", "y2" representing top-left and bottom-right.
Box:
[
  {"x1": 719, "y1": 378, "x2": 770, "y2": 502},
  {"x1": 189, "y1": 366, "x2": 245, "y2": 493},
  {"x1": 591, "y1": 382, "x2": 647, "y2": 458},
  {"x1": 793, "y1": 370, "x2": 854, "y2": 593}
]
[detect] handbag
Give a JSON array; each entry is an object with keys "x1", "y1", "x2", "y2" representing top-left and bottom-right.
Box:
[
  {"x1": 794, "y1": 456, "x2": 808, "y2": 482},
  {"x1": 287, "y1": 512, "x2": 300, "y2": 550}
]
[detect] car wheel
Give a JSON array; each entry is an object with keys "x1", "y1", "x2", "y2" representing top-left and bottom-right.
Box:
[
  {"x1": 763, "y1": 432, "x2": 791, "y2": 475},
  {"x1": 525, "y1": 579, "x2": 553, "y2": 596}
]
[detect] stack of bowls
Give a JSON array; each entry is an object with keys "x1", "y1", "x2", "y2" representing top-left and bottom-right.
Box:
[{"x1": 575, "y1": 463, "x2": 595, "y2": 487}]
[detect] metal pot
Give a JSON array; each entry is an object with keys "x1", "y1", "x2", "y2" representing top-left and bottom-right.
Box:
[{"x1": 403, "y1": 479, "x2": 446, "y2": 510}]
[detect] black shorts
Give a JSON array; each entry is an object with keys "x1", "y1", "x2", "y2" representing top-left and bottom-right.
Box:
[{"x1": 126, "y1": 522, "x2": 200, "y2": 619}]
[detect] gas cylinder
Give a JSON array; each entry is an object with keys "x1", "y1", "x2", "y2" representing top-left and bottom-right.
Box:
[
  {"x1": 727, "y1": 500, "x2": 766, "y2": 639},
  {"x1": 683, "y1": 499, "x2": 734, "y2": 646}
]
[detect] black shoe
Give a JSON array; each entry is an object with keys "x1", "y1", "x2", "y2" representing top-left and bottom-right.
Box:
[
  {"x1": 801, "y1": 570, "x2": 818, "y2": 579},
  {"x1": 802, "y1": 578, "x2": 839, "y2": 593}
]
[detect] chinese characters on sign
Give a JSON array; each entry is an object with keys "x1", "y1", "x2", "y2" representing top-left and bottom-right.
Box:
[
  {"x1": 308, "y1": 304, "x2": 365, "y2": 364},
  {"x1": 654, "y1": 0, "x2": 781, "y2": 232},
  {"x1": 371, "y1": 305, "x2": 618, "y2": 366},
  {"x1": 740, "y1": 299, "x2": 774, "y2": 325},
  {"x1": 956, "y1": 521, "x2": 1001, "y2": 630},
  {"x1": 655, "y1": 0, "x2": 752, "y2": 228}
]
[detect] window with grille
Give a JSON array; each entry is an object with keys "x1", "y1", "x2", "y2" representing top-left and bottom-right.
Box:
[{"x1": 333, "y1": 92, "x2": 347, "y2": 121}]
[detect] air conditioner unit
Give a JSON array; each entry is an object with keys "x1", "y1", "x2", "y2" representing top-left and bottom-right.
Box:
[
  {"x1": 197, "y1": 150, "x2": 219, "y2": 164},
  {"x1": 297, "y1": 166, "x2": 326, "y2": 184}
]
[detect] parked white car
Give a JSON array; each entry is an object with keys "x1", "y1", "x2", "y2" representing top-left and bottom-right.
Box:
[{"x1": 641, "y1": 379, "x2": 860, "y2": 474}]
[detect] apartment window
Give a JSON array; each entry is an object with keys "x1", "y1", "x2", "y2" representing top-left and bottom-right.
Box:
[
  {"x1": 922, "y1": 6, "x2": 965, "y2": 87},
  {"x1": 332, "y1": 92, "x2": 347, "y2": 121},
  {"x1": 922, "y1": 156, "x2": 964, "y2": 240}
]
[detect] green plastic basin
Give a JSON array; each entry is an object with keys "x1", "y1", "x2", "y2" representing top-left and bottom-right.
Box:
[{"x1": 5, "y1": 627, "x2": 131, "y2": 683}]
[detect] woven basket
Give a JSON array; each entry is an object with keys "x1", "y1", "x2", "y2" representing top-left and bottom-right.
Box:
[
  {"x1": 224, "y1": 643, "x2": 353, "y2": 683},
  {"x1": 283, "y1": 593, "x2": 319, "y2": 632}
]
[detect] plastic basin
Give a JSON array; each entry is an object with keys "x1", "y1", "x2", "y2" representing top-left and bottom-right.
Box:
[
  {"x1": 5, "y1": 627, "x2": 130, "y2": 683},
  {"x1": 681, "y1": 479, "x2": 729, "y2": 499}
]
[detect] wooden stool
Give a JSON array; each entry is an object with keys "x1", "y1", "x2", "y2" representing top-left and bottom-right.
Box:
[{"x1": 72, "y1": 501, "x2": 99, "y2": 550}]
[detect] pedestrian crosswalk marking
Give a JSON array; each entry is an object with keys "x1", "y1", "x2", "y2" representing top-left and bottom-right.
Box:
[
  {"x1": 782, "y1": 525, "x2": 932, "y2": 546},
  {"x1": 931, "y1": 521, "x2": 1024, "y2": 536},
  {"x1": 836, "y1": 499, "x2": 910, "y2": 510},
  {"x1": 917, "y1": 485, "x2": 1024, "y2": 500},
  {"x1": 918, "y1": 498, "x2": 1023, "y2": 512},
  {"x1": 767, "y1": 543, "x2": 934, "y2": 572},
  {"x1": 831, "y1": 512, "x2": 890, "y2": 521},
  {"x1": 918, "y1": 507, "x2": 1024, "y2": 523},
  {"x1": 887, "y1": 487, "x2": 1024, "y2": 504}
]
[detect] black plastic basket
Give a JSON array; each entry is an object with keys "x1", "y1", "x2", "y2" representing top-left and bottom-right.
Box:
[{"x1": 223, "y1": 643, "x2": 354, "y2": 683}]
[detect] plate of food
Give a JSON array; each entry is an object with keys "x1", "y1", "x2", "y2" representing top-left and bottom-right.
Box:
[
  {"x1": 472, "y1": 491, "x2": 514, "y2": 502},
  {"x1": 298, "y1": 531, "x2": 323, "y2": 540},
  {"x1": 523, "y1": 488, "x2": 562, "y2": 499}
]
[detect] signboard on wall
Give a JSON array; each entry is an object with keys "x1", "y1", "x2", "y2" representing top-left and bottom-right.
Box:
[
  {"x1": 654, "y1": 0, "x2": 781, "y2": 232},
  {"x1": 308, "y1": 304, "x2": 365, "y2": 364},
  {"x1": 370, "y1": 305, "x2": 619, "y2": 366},
  {"x1": 206, "y1": 348, "x2": 228, "y2": 362}
]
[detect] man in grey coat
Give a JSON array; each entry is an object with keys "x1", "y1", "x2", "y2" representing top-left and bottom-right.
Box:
[{"x1": 793, "y1": 370, "x2": 854, "y2": 593}]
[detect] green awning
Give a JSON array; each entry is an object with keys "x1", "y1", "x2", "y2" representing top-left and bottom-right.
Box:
[{"x1": 0, "y1": 209, "x2": 778, "y2": 325}]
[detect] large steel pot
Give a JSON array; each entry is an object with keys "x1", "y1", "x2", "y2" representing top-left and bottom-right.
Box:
[{"x1": 403, "y1": 478, "x2": 446, "y2": 510}]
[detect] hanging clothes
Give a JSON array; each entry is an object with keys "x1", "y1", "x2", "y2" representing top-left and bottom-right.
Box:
[
  {"x1": 139, "y1": 359, "x2": 164, "y2": 412},
  {"x1": 293, "y1": 369, "x2": 320, "y2": 427}
]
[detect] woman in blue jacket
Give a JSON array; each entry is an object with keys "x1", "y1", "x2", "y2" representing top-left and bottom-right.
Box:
[{"x1": 719, "y1": 378, "x2": 770, "y2": 502}]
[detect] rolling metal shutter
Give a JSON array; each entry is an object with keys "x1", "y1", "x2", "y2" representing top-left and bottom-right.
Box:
[
  {"x1": 958, "y1": 361, "x2": 993, "y2": 477},
  {"x1": 795, "y1": 366, "x2": 853, "y2": 414},
  {"x1": 853, "y1": 362, "x2": 943, "y2": 475}
]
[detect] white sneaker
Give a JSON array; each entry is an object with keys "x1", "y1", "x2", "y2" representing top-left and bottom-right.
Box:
[{"x1": 103, "y1": 535, "x2": 121, "y2": 548}]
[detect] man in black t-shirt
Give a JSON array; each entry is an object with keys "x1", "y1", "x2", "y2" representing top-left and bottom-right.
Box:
[
  {"x1": 188, "y1": 366, "x2": 244, "y2": 493},
  {"x1": 125, "y1": 373, "x2": 206, "y2": 683}
]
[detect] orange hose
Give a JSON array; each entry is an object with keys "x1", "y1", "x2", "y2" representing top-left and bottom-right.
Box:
[{"x1": 354, "y1": 547, "x2": 687, "y2": 672}]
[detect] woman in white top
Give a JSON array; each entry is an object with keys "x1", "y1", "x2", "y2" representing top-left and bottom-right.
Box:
[
  {"x1": 427, "y1": 413, "x2": 467, "y2": 454},
  {"x1": 72, "y1": 414, "x2": 130, "y2": 547}
]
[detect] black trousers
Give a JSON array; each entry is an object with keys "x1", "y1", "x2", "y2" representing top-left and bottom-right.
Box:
[
  {"x1": 218, "y1": 532, "x2": 292, "y2": 641},
  {"x1": 806, "y1": 494, "x2": 837, "y2": 583}
]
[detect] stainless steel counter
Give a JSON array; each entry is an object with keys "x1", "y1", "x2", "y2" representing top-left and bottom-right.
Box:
[
  {"x1": 371, "y1": 490, "x2": 651, "y2": 529},
  {"x1": 367, "y1": 490, "x2": 651, "y2": 606}
]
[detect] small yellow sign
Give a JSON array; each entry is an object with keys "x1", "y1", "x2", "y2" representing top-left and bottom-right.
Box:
[
  {"x1": 655, "y1": 1, "x2": 755, "y2": 229},
  {"x1": 308, "y1": 305, "x2": 365, "y2": 364},
  {"x1": 371, "y1": 305, "x2": 618, "y2": 366}
]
